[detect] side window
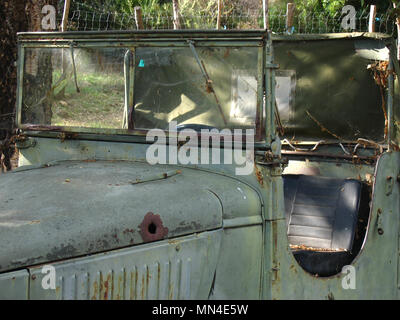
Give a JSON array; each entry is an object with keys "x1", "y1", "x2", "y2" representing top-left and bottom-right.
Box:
[
  {"x1": 275, "y1": 70, "x2": 296, "y2": 122},
  {"x1": 230, "y1": 70, "x2": 258, "y2": 125}
]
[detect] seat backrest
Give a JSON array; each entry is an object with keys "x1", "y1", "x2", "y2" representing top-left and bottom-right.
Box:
[{"x1": 283, "y1": 174, "x2": 362, "y2": 251}]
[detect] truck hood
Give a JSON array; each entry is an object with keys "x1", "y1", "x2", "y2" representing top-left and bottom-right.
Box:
[{"x1": 0, "y1": 160, "x2": 260, "y2": 273}]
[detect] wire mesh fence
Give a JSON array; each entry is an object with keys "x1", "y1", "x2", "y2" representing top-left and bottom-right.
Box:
[{"x1": 55, "y1": 3, "x2": 398, "y2": 36}]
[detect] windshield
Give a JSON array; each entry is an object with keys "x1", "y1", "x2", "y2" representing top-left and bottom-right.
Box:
[
  {"x1": 134, "y1": 46, "x2": 258, "y2": 131},
  {"x1": 20, "y1": 44, "x2": 260, "y2": 134}
]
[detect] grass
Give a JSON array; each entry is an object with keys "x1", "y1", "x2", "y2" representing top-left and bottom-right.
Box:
[{"x1": 51, "y1": 70, "x2": 125, "y2": 129}]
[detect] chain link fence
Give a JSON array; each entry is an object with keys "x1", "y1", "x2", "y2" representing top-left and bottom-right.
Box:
[{"x1": 55, "y1": 3, "x2": 398, "y2": 36}]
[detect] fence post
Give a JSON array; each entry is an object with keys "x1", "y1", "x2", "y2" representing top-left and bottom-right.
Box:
[
  {"x1": 134, "y1": 6, "x2": 144, "y2": 30},
  {"x1": 217, "y1": 0, "x2": 222, "y2": 30},
  {"x1": 172, "y1": 0, "x2": 181, "y2": 30},
  {"x1": 263, "y1": 0, "x2": 269, "y2": 30},
  {"x1": 368, "y1": 5, "x2": 376, "y2": 33},
  {"x1": 286, "y1": 3, "x2": 295, "y2": 34},
  {"x1": 61, "y1": 0, "x2": 71, "y2": 32},
  {"x1": 394, "y1": 3, "x2": 400, "y2": 60}
]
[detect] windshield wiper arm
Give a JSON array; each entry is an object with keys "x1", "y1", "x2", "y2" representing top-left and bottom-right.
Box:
[
  {"x1": 70, "y1": 43, "x2": 80, "y2": 93},
  {"x1": 187, "y1": 40, "x2": 227, "y2": 125}
]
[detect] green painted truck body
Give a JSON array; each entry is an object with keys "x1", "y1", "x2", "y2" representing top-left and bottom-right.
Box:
[{"x1": 0, "y1": 30, "x2": 399, "y2": 299}]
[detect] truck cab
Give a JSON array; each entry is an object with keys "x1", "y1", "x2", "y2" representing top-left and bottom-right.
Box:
[{"x1": 0, "y1": 30, "x2": 399, "y2": 300}]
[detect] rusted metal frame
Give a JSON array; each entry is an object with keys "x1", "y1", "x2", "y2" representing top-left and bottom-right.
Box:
[
  {"x1": 17, "y1": 36, "x2": 269, "y2": 146},
  {"x1": 281, "y1": 150, "x2": 377, "y2": 162},
  {"x1": 255, "y1": 44, "x2": 268, "y2": 299},
  {"x1": 15, "y1": 45, "x2": 25, "y2": 128},
  {"x1": 256, "y1": 46, "x2": 265, "y2": 142},
  {"x1": 260, "y1": 35, "x2": 276, "y2": 297},
  {"x1": 18, "y1": 29, "x2": 267, "y2": 39},
  {"x1": 264, "y1": 33, "x2": 276, "y2": 144},
  {"x1": 21, "y1": 130, "x2": 272, "y2": 151},
  {"x1": 123, "y1": 50, "x2": 131, "y2": 129},
  {"x1": 271, "y1": 32, "x2": 392, "y2": 42},
  {"x1": 387, "y1": 57, "x2": 394, "y2": 151},
  {"x1": 18, "y1": 44, "x2": 265, "y2": 134},
  {"x1": 19, "y1": 123, "x2": 268, "y2": 147},
  {"x1": 20, "y1": 41, "x2": 261, "y2": 48},
  {"x1": 130, "y1": 49, "x2": 136, "y2": 130},
  {"x1": 123, "y1": 49, "x2": 135, "y2": 129}
]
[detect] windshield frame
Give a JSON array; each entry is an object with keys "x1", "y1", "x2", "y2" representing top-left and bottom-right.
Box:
[{"x1": 16, "y1": 30, "x2": 272, "y2": 148}]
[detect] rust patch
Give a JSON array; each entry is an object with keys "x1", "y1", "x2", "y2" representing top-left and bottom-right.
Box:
[
  {"x1": 139, "y1": 212, "x2": 169, "y2": 242},
  {"x1": 141, "y1": 273, "x2": 145, "y2": 300},
  {"x1": 58, "y1": 132, "x2": 78, "y2": 142},
  {"x1": 92, "y1": 280, "x2": 98, "y2": 300},
  {"x1": 290, "y1": 244, "x2": 346, "y2": 252},
  {"x1": 223, "y1": 48, "x2": 230, "y2": 58},
  {"x1": 123, "y1": 228, "x2": 134, "y2": 234},
  {"x1": 103, "y1": 273, "x2": 112, "y2": 300},
  {"x1": 254, "y1": 164, "x2": 264, "y2": 186},
  {"x1": 116, "y1": 274, "x2": 123, "y2": 300}
]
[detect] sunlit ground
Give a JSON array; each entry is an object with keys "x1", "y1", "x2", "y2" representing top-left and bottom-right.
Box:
[{"x1": 51, "y1": 70, "x2": 125, "y2": 129}]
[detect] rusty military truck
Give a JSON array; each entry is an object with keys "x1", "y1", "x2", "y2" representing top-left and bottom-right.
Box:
[{"x1": 0, "y1": 30, "x2": 399, "y2": 299}]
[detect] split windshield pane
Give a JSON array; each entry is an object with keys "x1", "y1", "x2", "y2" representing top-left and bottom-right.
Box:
[
  {"x1": 22, "y1": 47, "x2": 126, "y2": 129},
  {"x1": 133, "y1": 46, "x2": 259, "y2": 131}
]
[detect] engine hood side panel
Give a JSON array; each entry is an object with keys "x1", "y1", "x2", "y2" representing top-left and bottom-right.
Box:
[{"x1": 0, "y1": 230, "x2": 221, "y2": 300}]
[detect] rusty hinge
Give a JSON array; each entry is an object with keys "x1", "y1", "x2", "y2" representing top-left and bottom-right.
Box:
[
  {"x1": 256, "y1": 150, "x2": 288, "y2": 167},
  {"x1": 266, "y1": 63, "x2": 280, "y2": 69},
  {"x1": 271, "y1": 267, "x2": 279, "y2": 281},
  {"x1": 15, "y1": 137, "x2": 36, "y2": 150}
]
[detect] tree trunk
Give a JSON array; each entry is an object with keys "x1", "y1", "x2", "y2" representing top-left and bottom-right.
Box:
[
  {"x1": 0, "y1": 0, "x2": 57, "y2": 171},
  {"x1": 0, "y1": 1, "x2": 29, "y2": 171},
  {"x1": 24, "y1": 0, "x2": 57, "y2": 125}
]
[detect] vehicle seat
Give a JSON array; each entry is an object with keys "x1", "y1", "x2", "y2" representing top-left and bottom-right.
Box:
[{"x1": 282, "y1": 174, "x2": 362, "y2": 276}]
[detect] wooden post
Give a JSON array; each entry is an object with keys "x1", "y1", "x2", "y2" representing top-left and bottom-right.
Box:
[
  {"x1": 286, "y1": 3, "x2": 295, "y2": 33},
  {"x1": 61, "y1": 0, "x2": 71, "y2": 32},
  {"x1": 134, "y1": 6, "x2": 144, "y2": 30},
  {"x1": 368, "y1": 5, "x2": 376, "y2": 33},
  {"x1": 172, "y1": 0, "x2": 181, "y2": 30},
  {"x1": 263, "y1": 0, "x2": 269, "y2": 30},
  {"x1": 217, "y1": 0, "x2": 222, "y2": 30}
]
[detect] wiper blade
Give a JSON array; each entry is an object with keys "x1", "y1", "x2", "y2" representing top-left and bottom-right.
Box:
[{"x1": 187, "y1": 40, "x2": 227, "y2": 125}]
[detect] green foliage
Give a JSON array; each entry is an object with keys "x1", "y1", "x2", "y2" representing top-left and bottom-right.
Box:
[
  {"x1": 293, "y1": 0, "x2": 345, "y2": 16},
  {"x1": 67, "y1": 0, "x2": 398, "y2": 32}
]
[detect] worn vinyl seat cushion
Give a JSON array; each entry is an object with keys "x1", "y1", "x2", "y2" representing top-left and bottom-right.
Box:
[{"x1": 283, "y1": 174, "x2": 362, "y2": 276}]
